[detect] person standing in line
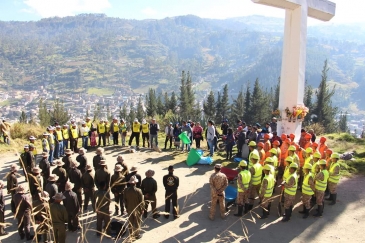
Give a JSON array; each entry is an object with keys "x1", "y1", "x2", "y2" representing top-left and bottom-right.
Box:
[
  {"x1": 119, "y1": 119, "x2": 128, "y2": 147},
  {"x1": 149, "y1": 118, "x2": 160, "y2": 149},
  {"x1": 97, "y1": 119, "x2": 106, "y2": 147},
  {"x1": 28, "y1": 166, "x2": 42, "y2": 197},
  {"x1": 7, "y1": 164, "x2": 18, "y2": 213},
  {"x1": 164, "y1": 122, "x2": 174, "y2": 150},
  {"x1": 209, "y1": 164, "x2": 228, "y2": 221},
  {"x1": 63, "y1": 182, "x2": 80, "y2": 232},
  {"x1": 234, "y1": 160, "x2": 251, "y2": 216},
  {"x1": 50, "y1": 193, "x2": 68, "y2": 243},
  {"x1": 247, "y1": 153, "x2": 262, "y2": 212},
  {"x1": 0, "y1": 180, "x2": 8, "y2": 236},
  {"x1": 61, "y1": 124, "x2": 69, "y2": 153},
  {"x1": 80, "y1": 121, "x2": 90, "y2": 149},
  {"x1": 82, "y1": 164, "x2": 95, "y2": 212},
  {"x1": 281, "y1": 163, "x2": 298, "y2": 222},
  {"x1": 93, "y1": 147, "x2": 106, "y2": 171},
  {"x1": 95, "y1": 160, "x2": 111, "y2": 191},
  {"x1": 69, "y1": 123, "x2": 79, "y2": 153},
  {"x1": 47, "y1": 126, "x2": 56, "y2": 165},
  {"x1": 104, "y1": 120, "x2": 111, "y2": 145},
  {"x1": 141, "y1": 169, "x2": 159, "y2": 219},
  {"x1": 68, "y1": 160, "x2": 83, "y2": 211},
  {"x1": 110, "y1": 117, "x2": 120, "y2": 145},
  {"x1": 129, "y1": 118, "x2": 141, "y2": 149},
  {"x1": 206, "y1": 120, "x2": 216, "y2": 157},
  {"x1": 163, "y1": 166, "x2": 179, "y2": 219},
  {"x1": 192, "y1": 122, "x2": 203, "y2": 149},
  {"x1": 326, "y1": 153, "x2": 341, "y2": 205},
  {"x1": 299, "y1": 163, "x2": 315, "y2": 219},
  {"x1": 76, "y1": 147, "x2": 88, "y2": 174},
  {"x1": 313, "y1": 160, "x2": 329, "y2": 217},
  {"x1": 13, "y1": 185, "x2": 34, "y2": 240},
  {"x1": 259, "y1": 164, "x2": 275, "y2": 219},
  {"x1": 62, "y1": 148, "x2": 73, "y2": 172},
  {"x1": 39, "y1": 152, "x2": 50, "y2": 191},
  {"x1": 45, "y1": 174, "x2": 59, "y2": 204},
  {"x1": 94, "y1": 181, "x2": 111, "y2": 237},
  {"x1": 141, "y1": 119, "x2": 150, "y2": 148},
  {"x1": 54, "y1": 125, "x2": 64, "y2": 159},
  {"x1": 111, "y1": 164, "x2": 126, "y2": 216},
  {"x1": 52, "y1": 160, "x2": 68, "y2": 193}
]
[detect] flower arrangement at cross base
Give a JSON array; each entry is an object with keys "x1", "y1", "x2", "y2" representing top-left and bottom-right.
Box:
[{"x1": 285, "y1": 105, "x2": 309, "y2": 122}]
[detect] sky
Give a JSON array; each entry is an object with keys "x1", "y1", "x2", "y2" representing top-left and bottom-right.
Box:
[{"x1": 0, "y1": 0, "x2": 364, "y2": 24}]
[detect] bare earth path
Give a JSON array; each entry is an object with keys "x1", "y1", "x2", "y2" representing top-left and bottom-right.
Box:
[{"x1": 0, "y1": 146, "x2": 364, "y2": 243}]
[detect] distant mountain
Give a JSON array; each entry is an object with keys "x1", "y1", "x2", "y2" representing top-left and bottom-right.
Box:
[{"x1": 0, "y1": 14, "x2": 364, "y2": 110}]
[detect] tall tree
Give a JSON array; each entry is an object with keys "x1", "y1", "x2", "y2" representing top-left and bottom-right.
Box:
[
  {"x1": 136, "y1": 96, "x2": 144, "y2": 121},
  {"x1": 19, "y1": 111, "x2": 27, "y2": 123},
  {"x1": 119, "y1": 103, "x2": 128, "y2": 120},
  {"x1": 38, "y1": 98, "x2": 51, "y2": 127},
  {"x1": 185, "y1": 71, "x2": 195, "y2": 118},
  {"x1": 215, "y1": 91, "x2": 222, "y2": 123},
  {"x1": 221, "y1": 84, "x2": 230, "y2": 119},
  {"x1": 146, "y1": 88, "x2": 157, "y2": 117},
  {"x1": 203, "y1": 90, "x2": 215, "y2": 119},
  {"x1": 303, "y1": 83, "x2": 314, "y2": 126},
  {"x1": 156, "y1": 93, "x2": 164, "y2": 116},
  {"x1": 231, "y1": 88, "x2": 245, "y2": 123},
  {"x1": 313, "y1": 60, "x2": 337, "y2": 133},
  {"x1": 94, "y1": 103, "x2": 102, "y2": 121},
  {"x1": 249, "y1": 79, "x2": 267, "y2": 124},
  {"x1": 179, "y1": 71, "x2": 188, "y2": 119},
  {"x1": 243, "y1": 84, "x2": 251, "y2": 123},
  {"x1": 338, "y1": 111, "x2": 348, "y2": 132},
  {"x1": 164, "y1": 92, "x2": 170, "y2": 112},
  {"x1": 128, "y1": 103, "x2": 136, "y2": 126},
  {"x1": 106, "y1": 104, "x2": 112, "y2": 121},
  {"x1": 49, "y1": 99, "x2": 70, "y2": 125},
  {"x1": 273, "y1": 77, "x2": 280, "y2": 110},
  {"x1": 169, "y1": 91, "x2": 177, "y2": 112}
]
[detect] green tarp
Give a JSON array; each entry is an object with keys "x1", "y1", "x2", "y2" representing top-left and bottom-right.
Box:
[{"x1": 186, "y1": 148, "x2": 202, "y2": 166}]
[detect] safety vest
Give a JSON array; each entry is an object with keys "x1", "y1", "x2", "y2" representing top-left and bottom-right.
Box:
[
  {"x1": 48, "y1": 134, "x2": 54, "y2": 145},
  {"x1": 251, "y1": 163, "x2": 263, "y2": 186},
  {"x1": 328, "y1": 162, "x2": 340, "y2": 184},
  {"x1": 105, "y1": 124, "x2": 110, "y2": 132},
  {"x1": 70, "y1": 128, "x2": 78, "y2": 139},
  {"x1": 82, "y1": 127, "x2": 88, "y2": 136},
  {"x1": 62, "y1": 129, "x2": 69, "y2": 140},
  {"x1": 42, "y1": 138, "x2": 50, "y2": 151},
  {"x1": 304, "y1": 156, "x2": 313, "y2": 165},
  {"x1": 275, "y1": 147, "x2": 281, "y2": 161},
  {"x1": 30, "y1": 143, "x2": 37, "y2": 156},
  {"x1": 248, "y1": 149, "x2": 259, "y2": 166},
  {"x1": 302, "y1": 173, "x2": 314, "y2": 195},
  {"x1": 86, "y1": 121, "x2": 92, "y2": 129},
  {"x1": 142, "y1": 123, "x2": 149, "y2": 133},
  {"x1": 271, "y1": 155, "x2": 278, "y2": 168},
  {"x1": 112, "y1": 123, "x2": 118, "y2": 132},
  {"x1": 98, "y1": 123, "x2": 105, "y2": 134},
  {"x1": 56, "y1": 130, "x2": 63, "y2": 141},
  {"x1": 260, "y1": 174, "x2": 274, "y2": 198},
  {"x1": 311, "y1": 161, "x2": 319, "y2": 175},
  {"x1": 292, "y1": 153, "x2": 299, "y2": 165},
  {"x1": 119, "y1": 123, "x2": 127, "y2": 132},
  {"x1": 237, "y1": 170, "x2": 251, "y2": 192},
  {"x1": 284, "y1": 173, "x2": 298, "y2": 196},
  {"x1": 315, "y1": 170, "x2": 329, "y2": 192},
  {"x1": 283, "y1": 166, "x2": 290, "y2": 181},
  {"x1": 132, "y1": 123, "x2": 141, "y2": 133}
]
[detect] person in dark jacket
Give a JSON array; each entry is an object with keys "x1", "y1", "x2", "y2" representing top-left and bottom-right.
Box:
[
  {"x1": 63, "y1": 182, "x2": 80, "y2": 231},
  {"x1": 93, "y1": 147, "x2": 106, "y2": 171},
  {"x1": 46, "y1": 174, "x2": 59, "y2": 204},
  {"x1": 221, "y1": 119, "x2": 229, "y2": 135},
  {"x1": 111, "y1": 164, "x2": 126, "y2": 216},
  {"x1": 39, "y1": 152, "x2": 50, "y2": 191},
  {"x1": 62, "y1": 149, "x2": 73, "y2": 172},
  {"x1": 50, "y1": 193, "x2": 68, "y2": 243},
  {"x1": 225, "y1": 128, "x2": 236, "y2": 160},
  {"x1": 68, "y1": 160, "x2": 83, "y2": 210},
  {"x1": 33, "y1": 191, "x2": 51, "y2": 242},
  {"x1": 141, "y1": 169, "x2": 159, "y2": 219},
  {"x1": 0, "y1": 180, "x2": 8, "y2": 236},
  {"x1": 94, "y1": 181, "x2": 111, "y2": 237},
  {"x1": 76, "y1": 148, "x2": 88, "y2": 174},
  {"x1": 95, "y1": 160, "x2": 111, "y2": 190},
  {"x1": 52, "y1": 160, "x2": 68, "y2": 193},
  {"x1": 7, "y1": 163, "x2": 19, "y2": 213},
  {"x1": 82, "y1": 164, "x2": 95, "y2": 212},
  {"x1": 126, "y1": 166, "x2": 142, "y2": 188},
  {"x1": 13, "y1": 185, "x2": 34, "y2": 240},
  {"x1": 28, "y1": 166, "x2": 42, "y2": 197},
  {"x1": 235, "y1": 126, "x2": 246, "y2": 156},
  {"x1": 115, "y1": 155, "x2": 129, "y2": 176},
  {"x1": 163, "y1": 165, "x2": 179, "y2": 219}
]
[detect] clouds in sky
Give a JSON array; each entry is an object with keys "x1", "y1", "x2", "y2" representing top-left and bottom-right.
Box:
[{"x1": 23, "y1": 0, "x2": 111, "y2": 18}]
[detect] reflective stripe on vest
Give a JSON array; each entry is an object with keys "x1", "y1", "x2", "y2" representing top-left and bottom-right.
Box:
[
  {"x1": 283, "y1": 166, "x2": 290, "y2": 181},
  {"x1": 113, "y1": 123, "x2": 119, "y2": 132},
  {"x1": 98, "y1": 123, "x2": 105, "y2": 133},
  {"x1": 62, "y1": 129, "x2": 69, "y2": 139},
  {"x1": 328, "y1": 162, "x2": 340, "y2": 183},
  {"x1": 142, "y1": 124, "x2": 149, "y2": 133},
  {"x1": 315, "y1": 170, "x2": 329, "y2": 191},
  {"x1": 71, "y1": 128, "x2": 78, "y2": 139},
  {"x1": 284, "y1": 173, "x2": 298, "y2": 196},
  {"x1": 302, "y1": 173, "x2": 314, "y2": 195},
  {"x1": 260, "y1": 174, "x2": 274, "y2": 198},
  {"x1": 133, "y1": 123, "x2": 141, "y2": 133},
  {"x1": 237, "y1": 170, "x2": 251, "y2": 192},
  {"x1": 56, "y1": 130, "x2": 63, "y2": 141},
  {"x1": 251, "y1": 163, "x2": 263, "y2": 185},
  {"x1": 271, "y1": 155, "x2": 278, "y2": 168}
]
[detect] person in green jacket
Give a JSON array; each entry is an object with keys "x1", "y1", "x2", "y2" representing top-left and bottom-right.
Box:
[{"x1": 50, "y1": 193, "x2": 68, "y2": 243}]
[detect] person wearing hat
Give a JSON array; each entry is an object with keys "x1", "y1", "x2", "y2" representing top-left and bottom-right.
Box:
[
  {"x1": 165, "y1": 122, "x2": 174, "y2": 150},
  {"x1": 25, "y1": 144, "x2": 36, "y2": 176},
  {"x1": 69, "y1": 123, "x2": 79, "y2": 152},
  {"x1": 19, "y1": 145, "x2": 30, "y2": 177},
  {"x1": 111, "y1": 164, "x2": 127, "y2": 216},
  {"x1": 63, "y1": 182, "x2": 80, "y2": 232},
  {"x1": 221, "y1": 119, "x2": 229, "y2": 136},
  {"x1": 128, "y1": 118, "x2": 141, "y2": 149},
  {"x1": 76, "y1": 148, "x2": 88, "y2": 174},
  {"x1": 225, "y1": 128, "x2": 236, "y2": 160},
  {"x1": 269, "y1": 117, "x2": 277, "y2": 133},
  {"x1": 82, "y1": 164, "x2": 95, "y2": 211},
  {"x1": 123, "y1": 176, "x2": 144, "y2": 240},
  {"x1": 68, "y1": 159, "x2": 83, "y2": 208},
  {"x1": 42, "y1": 132, "x2": 50, "y2": 154},
  {"x1": 110, "y1": 117, "x2": 120, "y2": 145},
  {"x1": 299, "y1": 147, "x2": 313, "y2": 190},
  {"x1": 62, "y1": 124, "x2": 70, "y2": 153},
  {"x1": 52, "y1": 160, "x2": 68, "y2": 192},
  {"x1": 259, "y1": 164, "x2": 275, "y2": 219},
  {"x1": 257, "y1": 142, "x2": 266, "y2": 165},
  {"x1": 0, "y1": 180, "x2": 8, "y2": 236},
  {"x1": 118, "y1": 119, "x2": 128, "y2": 147},
  {"x1": 263, "y1": 133, "x2": 271, "y2": 157},
  {"x1": 311, "y1": 152, "x2": 321, "y2": 175},
  {"x1": 234, "y1": 160, "x2": 251, "y2": 217},
  {"x1": 173, "y1": 123, "x2": 182, "y2": 150},
  {"x1": 97, "y1": 119, "x2": 106, "y2": 147},
  {"x1": 248, "y1": 152, "x2": 262, "y2": 212},
  {"x1": 318, "y1": 137, "x2": 328, "y2": 159},
  {"x1": 94, "y1": 181, "x2": 111, "y2": 237},
  {"x1": 303, "y1": 133, "x2": 312, "y2": 149},
  {"x1": 149, "y1": 118, "x2": 160, "y2": 149},
  {"x1": 272, "y1": 140, "x2": 282, "y2": 162},
  {"x1": 62, "y1": 148, "x2": 73, "y2": 171},
  {"x1": 85, "y1": 116, "x2": 93, "y2": 133},
  {"x1": 115, "y1": 155, "x2": 129, "y2": 176},
  {"x1": 264, "y1": 157, "x2": 276, "y2": 176},
  {"x1": 50, "y1": 192, "x2": 68, "y2": 243},
  {"x1": 311, "y1": 142, "x2": 319, "y2": 153},
  {"x1": 247, "y1": 141, "x2": 258, "y2": 167},
  {"x1": 163, "y1": 165, "x2": 179, "y2": 219},
  {"x1": 268, "y1": 148, "x2": 279, "y2": 172},
  {"x1": 191, "y1": 121, "x2": 203, "y2": 149},
  {"x1": 313, "y1": 160, "x2": 329, "y2": 217},
  {"x1": 299, "y1": 163, "x2": 315, "y2": 219},
  {"x1": 326, "y1": 152, "x2": 341, "y2": 205},
  {"x1": 140, "y1": 119, "x2": 150, "y2": 148},
  {"x1": 29, "y1": 136, "x2": 38, "y2": 158},
  {"x1": 28, "y1": 166, "x2": 42, "y2": 197},
  {"x1": 47, "y1": 126, "x2": 56, "y2": 165},
  {"x1": 46, "y1": 174, "x2": 59, "y2": 204},
  {"x1": 141, "y1": 169, "x2": 159, "y2": 219},
  {"x1": 126, "y1": 166, "x2": 142, "y2": 188},
  {"x1": 281, "y1": 163, "x2": 298, "y2": 222},
  {"x1": 80, "y1": 121, "x2": 90, "y2": 149},
  {"x1": 209, "y1": 164, "x2": 228, "y2": 220},
  {"x1": 288, "y1": 145, "x2": 299, "y2": 166},
  {"x1": 13, "y1": 185, "x2": 34, "y2": 240},
  {"x1": 95, "y1": 159, "x2": 111, "y2": 190},
  {"x1": 7, "y1": 163, "x2": 19, "y2": 213},
  {"x1": 33, "y1": 191, "x2": 51, "y2": 242},
  {"x1": 39, "y1": 152, "x2": 51, "y2": 190},
  {"x1": 93, "y1": 147, "x2": 106, "y2": 171},
  {"x1": 235, "y1": 126, "x2": 246, "y2": 157},
  {"x1": 54, "y1": 125, "x2": 64, "y2": 159}
]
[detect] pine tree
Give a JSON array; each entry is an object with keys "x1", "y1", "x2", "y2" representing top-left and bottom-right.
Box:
[
  {"x1": 231, "y1": 88, "x2": 245, "y2": 122},
  {"x1": 273, "y1": 77, "x2": 280, "y2": 110},
  {"x1": 106, "y1": 104, "x2": 112, "y2": 121},
  {"x1": 249, "y1": 79, "x2": 267, "y2": 124},
  {"x1": 146, "y1": 88, "x2": 157, "y2": 117},
  {"x1": 179, "y1": 71, "x2": 188, "y2": 119},
  {"x1": 243, "y1": 84, "x2": 251, "y2": 124},
  {"x1": 313, "y1": 60, "x2": 338, "y2": 133},
  {"x1": 38, "y1": 98, "x2": 51, "y2": 127},
  {"x1": 94, "y1": 103, "x2": 102, "y2": 121},
  {"x1": 338, "y1": 112, "x2": 348, "y2": 132},
  {"x1": 128, "y1": 103, "x2": 136, "y2": 125},
  {"x1": 185, "y1": 71, "x2": 195, "y2": 118},
  {"x1": 303, "y1": 83, "x2": 314, "y2": 126},
  {"x1": 49, "y1": 99, "x2": 70, "y2": 125},
  {"x1": 136, "y1": 96, "x2": 145, "y2": 121},
  {"x1": 156, "y1": 92, "x2": 164, "y2": 116},
  {"x1": 164, "y1": 92, "x2": 170, "y2": 113},
  {"x1": 119, "y1": 103, "x2": 128, "y2": 120},
  {"x1": 169, "y1": 91, "x2": 177, "y2": 112},
  {"x1": 221, "y1": 84, "x2": 230, "y2": 119},
  {"x1": 203, "y1": 90, "x2": 215, "y2": 119},
  {"x1": 192, "y1": 101, "x2": 202, "y2": 122},
  {"x1": 19, "y1": 111, "x2": 27, "y2": 123},
  {"x1": 215, "y1": 91, "x2": 222, "y2": 123}
]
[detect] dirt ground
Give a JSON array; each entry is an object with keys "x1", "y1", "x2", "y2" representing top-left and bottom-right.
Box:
[{"x1": 0, "y1": 145, "x2": 364, "y2": 243}]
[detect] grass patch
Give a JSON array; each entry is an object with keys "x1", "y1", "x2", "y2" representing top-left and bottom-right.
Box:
[
  {"x1": 0, "y1": 99, "x2": 10, "y2": 106},
  {"x1": 87, "y1": 87, "x2": 114, "y2": 96}
]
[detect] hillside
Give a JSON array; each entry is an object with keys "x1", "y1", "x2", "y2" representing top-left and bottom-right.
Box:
[{"x1": 0, "y1": 14, "x2": 364, "y2": 109}]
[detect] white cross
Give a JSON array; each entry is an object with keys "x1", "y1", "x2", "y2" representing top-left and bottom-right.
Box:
[{"x1": 251, "y1": 0, "x2": 336, "y2": 138}]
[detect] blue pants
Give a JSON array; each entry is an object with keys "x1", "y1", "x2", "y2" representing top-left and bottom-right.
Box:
[
  {"x1": 63, "y1": 140, "x2": 68, "y2": 151},
  {"x1": 48, "y1": 146, "x2": 54, "y2": 164},
  {"x1": 208, "y1": 140, "x2": 214, "y2": 156},
  {"x1": 150, "y1": 134, "x2": 158, "y2": 147},
  {"x1": 82, "y1": 136, "x2": 88, "y2": 149},
  {"x1": 54, "y1": 143, "x2": 59, "y2": 159},
  {"x1": 58, "y1": 141, "x2": 64, "y2": 158}
]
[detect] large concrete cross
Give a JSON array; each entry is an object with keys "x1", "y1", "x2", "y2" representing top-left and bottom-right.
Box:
[{"x1": 251, "y1": 0, "x2": 336, "y2": 138}]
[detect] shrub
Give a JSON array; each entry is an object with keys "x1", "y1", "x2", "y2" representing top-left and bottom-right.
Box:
[
  {"x1": 10, "y1": 123, "x2": 46, "y2": 140},
  {"x1": 305, "y1": 123, "x2": 325, "y2": 135}
]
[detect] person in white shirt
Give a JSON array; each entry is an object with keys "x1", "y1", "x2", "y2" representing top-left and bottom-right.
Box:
[
  {"x1": 164, "y1": 123, "x2": 174, "y2": 150},
  {"x1": 207, "y1": 121, "x2": 216, "y2": 157}
]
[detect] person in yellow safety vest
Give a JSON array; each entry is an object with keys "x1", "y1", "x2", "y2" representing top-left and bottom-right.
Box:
[
  {"x1": 85, "y1": 117, "x2": 93, "y2": 146},
  {"x1": 264, "y1": 157, "x2": 276, "y2": 176},
  {"x1": 62, "y1": 124, "x2": 69, "y2": 153},
  {"x1": 234, "y1": 160, "x2": 251, "y2": 216},
  {"x1": 129, "y1": 118, "x2": 141, "y2": 149},
  {"x1": 141, "y1": 119, "x2": 150, "y2": 148},
  {"x1": 80, "y1": 121, "x2": 90, "y2": 149},
  {"x1": 29, "y1": 136, "x2": 38, "y2": 158},
  {"x1": 70, "y1": 124, "x2": 79, "y2": 153},
  {"x1": 268, "y1": 148, "x2": 279, "y2": 181},
  {"x1": 281, "y1": 163, "x2": 298, "y2": 222},
  {"x1": 272, "y1": 140, "x2": 281, "y2": 163},
  {"x1": 247, "y1": 141, "x2": 258, "y2": 168},
  {"x1": 311, "y1": 152, "x2": 321, "y2": 176},
  {"x1": 104, "y1": 120, "x2": 110, "y2": 145},
  {"x1": 281, "y1": 156, "x2": 294, "y2": 205},
  {"x1": 247, "y1": 152, "x2": 262, "y2": 212},
  {"x1": 298, "y1": 147, "x2": 313, "y2": 190},
  {"x1": 47, "y1": 126, "x2": 55, "y2": 165},
  {"x1": 97, "y1": 119, "x2": 106, "y2": 147},
  {"x1": 259, "y1": 164, "x2": 275, "y2": 219},
  {"x1": 110, "y1": 117, "x2": 119, "y2": 145},
  {"x1": 42, "y1": 133, "x2": 50, "y2": 153},
  {"x1": 325, "y1": 153, "x2": 341, "y2": 205},
  {"x1": 119, "y1": 119, "x2": 127, "y2": 147},
  {"x1": 299, "y1": 163, "x2": 315, "y2": 219},
  {"x1": 288, "y1": 145, "x2": 299, "y2": 166},
  {"x1": 313, "y1": 159, "x2": 329, "y2": 217},
  {"x1": 55, "y1": 126, "x2": 64, "y2": 159}
]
